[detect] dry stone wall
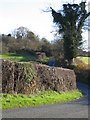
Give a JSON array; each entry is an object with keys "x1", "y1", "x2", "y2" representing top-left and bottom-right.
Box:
[{"x1": 2, "y1": 60, "x2": 76, "y2": 94}]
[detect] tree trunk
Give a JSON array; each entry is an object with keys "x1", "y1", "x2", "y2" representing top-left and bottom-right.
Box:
[{"x1": 68, "y1": 58, "x2": 76, "y2": 69}]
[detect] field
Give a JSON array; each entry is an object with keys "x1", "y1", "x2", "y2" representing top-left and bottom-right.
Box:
[
  {"x1": 0, "y1": 90, "x2": 82, "y2": 110},
  {"x1": 0, "y1": 51, "x2": 37, "y2": 62},
  {"x1": 0, "y1": 52, "x2": 50, "y2": 65},
  {"x1": 77, "y1": 56, "x2": 90, "y2": 64}
]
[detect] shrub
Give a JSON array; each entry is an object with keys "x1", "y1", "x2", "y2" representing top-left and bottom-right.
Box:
[{"x1": 74, "y1": 58, "x2": 89, "y2": 84}]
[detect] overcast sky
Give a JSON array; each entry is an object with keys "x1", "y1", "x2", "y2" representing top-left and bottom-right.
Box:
[{"x1": 0, "y1": 0, "x2": 90, "y2": 50}]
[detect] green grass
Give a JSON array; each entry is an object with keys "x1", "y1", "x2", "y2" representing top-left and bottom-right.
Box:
[
  {"x1": 77, "y1": 56, "x2": 90, "y2": 64},
  {"x1": 0, "y1": 90, "x2": 83, "y2": 110},
  {"x1": 0, "y1": 52, "x2": 50, "y2": 64},
  {"x1": 39, "y1": 57, "x2": 50, "y2": 64},
  {"x1": 0, "y1": 52, "x2": 37, "y2": 62}
]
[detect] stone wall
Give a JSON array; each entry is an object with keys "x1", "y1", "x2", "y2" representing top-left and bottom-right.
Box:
[{"x1": 2, "y1": 60, "x2": 76, "y2": 94}]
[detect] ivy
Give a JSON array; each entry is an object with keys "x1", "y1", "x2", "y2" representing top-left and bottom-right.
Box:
[{"x1": 18, "y1": 62, "x2": 36, "y2": 83}]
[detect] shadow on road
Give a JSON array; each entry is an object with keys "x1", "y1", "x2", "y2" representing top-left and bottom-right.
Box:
[{"x1": 76, "y1": 82, "x2": 90, "y2": 105}]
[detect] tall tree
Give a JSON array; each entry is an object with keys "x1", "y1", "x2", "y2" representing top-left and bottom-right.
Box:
[
  {"x1": 12, "y1": 26, "x2": 29, "y2": 39},
  {"x1": 51, "y1": 2, "x2": 90, "y2": 67},
  {"x1": 40, "y1": 38, "x2": 52, "y2": 56}
]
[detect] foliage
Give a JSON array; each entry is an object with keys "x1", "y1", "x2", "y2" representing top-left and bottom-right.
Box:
[
  {"x1": 51, "y1": 39, "x2": 64, "y2": 60},
  {"x1": 19, "y1": 62, "x2": 36, "y2": 83},
  {"x1": 74, "y1": 58, "x2": 90, "y2": 84},
  {"x1": 39, "y1": 57, "x2": 50, "y2": 65},
  {"x1": 74, "y1": 58, "x2": 89, "y2": 70},
  {"x1": 2, "y1": 60, "x2": 76, "y2": 94},
  {"x1": 0, "y1": 90, "x2": 82, "y2": 110},
  {"x1": 12, "y1": 26, "x2": 29, "y2": 39},
  {"x1": 40, "y1": 38, "x2": 52, "y2": 56},
  {"x1": 1, "y1": 26, "x2": 65, "y2": 60},
  {"x1": 77, "y1": 56, "x2": 90, "y2": 64},
  {"x1": 51, "y1": 2, "x2": 90, "y2": 66},
  {"x1": 2, "y1": 60, "x2": 38, "y2": 94},
  {"x1": 1, "y1": 28, "x2": 41, "y2": 54}
]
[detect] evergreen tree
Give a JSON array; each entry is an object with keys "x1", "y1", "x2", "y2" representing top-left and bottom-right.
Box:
[{"x1": 51, "y1": 2, "x2": 90, "y2": 67}]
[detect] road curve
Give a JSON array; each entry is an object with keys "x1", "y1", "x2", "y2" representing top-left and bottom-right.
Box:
[{"x1": 2, "y1": 82, "x2": 89, "y2": 118}]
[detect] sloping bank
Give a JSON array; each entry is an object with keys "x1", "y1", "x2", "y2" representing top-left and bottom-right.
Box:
[{"x1": 2, "y1": 60, "x2": 76, "y2": 94}]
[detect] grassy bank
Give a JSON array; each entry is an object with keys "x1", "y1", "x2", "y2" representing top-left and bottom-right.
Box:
[{"x1": 0, "y1": 90, "x2": 82, "y2": 110}]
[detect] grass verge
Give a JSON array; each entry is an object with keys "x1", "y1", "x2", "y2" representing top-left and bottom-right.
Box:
[{"x1": 0, "y1": 90, "x2": 83, "y2": 110}]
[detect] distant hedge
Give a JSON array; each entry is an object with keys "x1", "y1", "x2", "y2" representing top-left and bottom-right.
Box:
[{"x1": 2, "y1": 60, "x2": 76, "y2": 94}]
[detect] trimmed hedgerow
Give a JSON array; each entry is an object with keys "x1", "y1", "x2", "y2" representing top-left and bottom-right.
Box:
[
  {"x1": 2, "y1": 60, "x2": 76, "y2": 94},
  {"x1": 18, "y1": 62, "x2": 36, "y2": 83}
]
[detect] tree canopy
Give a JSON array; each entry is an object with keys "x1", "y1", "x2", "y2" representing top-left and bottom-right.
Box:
[{"x1": 51, "y1": 2, "x2": 90, "y2": 67}]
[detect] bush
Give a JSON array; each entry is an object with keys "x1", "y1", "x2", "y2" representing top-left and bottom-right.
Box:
[{"x1": 74, "y1": 58, "x2": 89, "y2": 84}]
